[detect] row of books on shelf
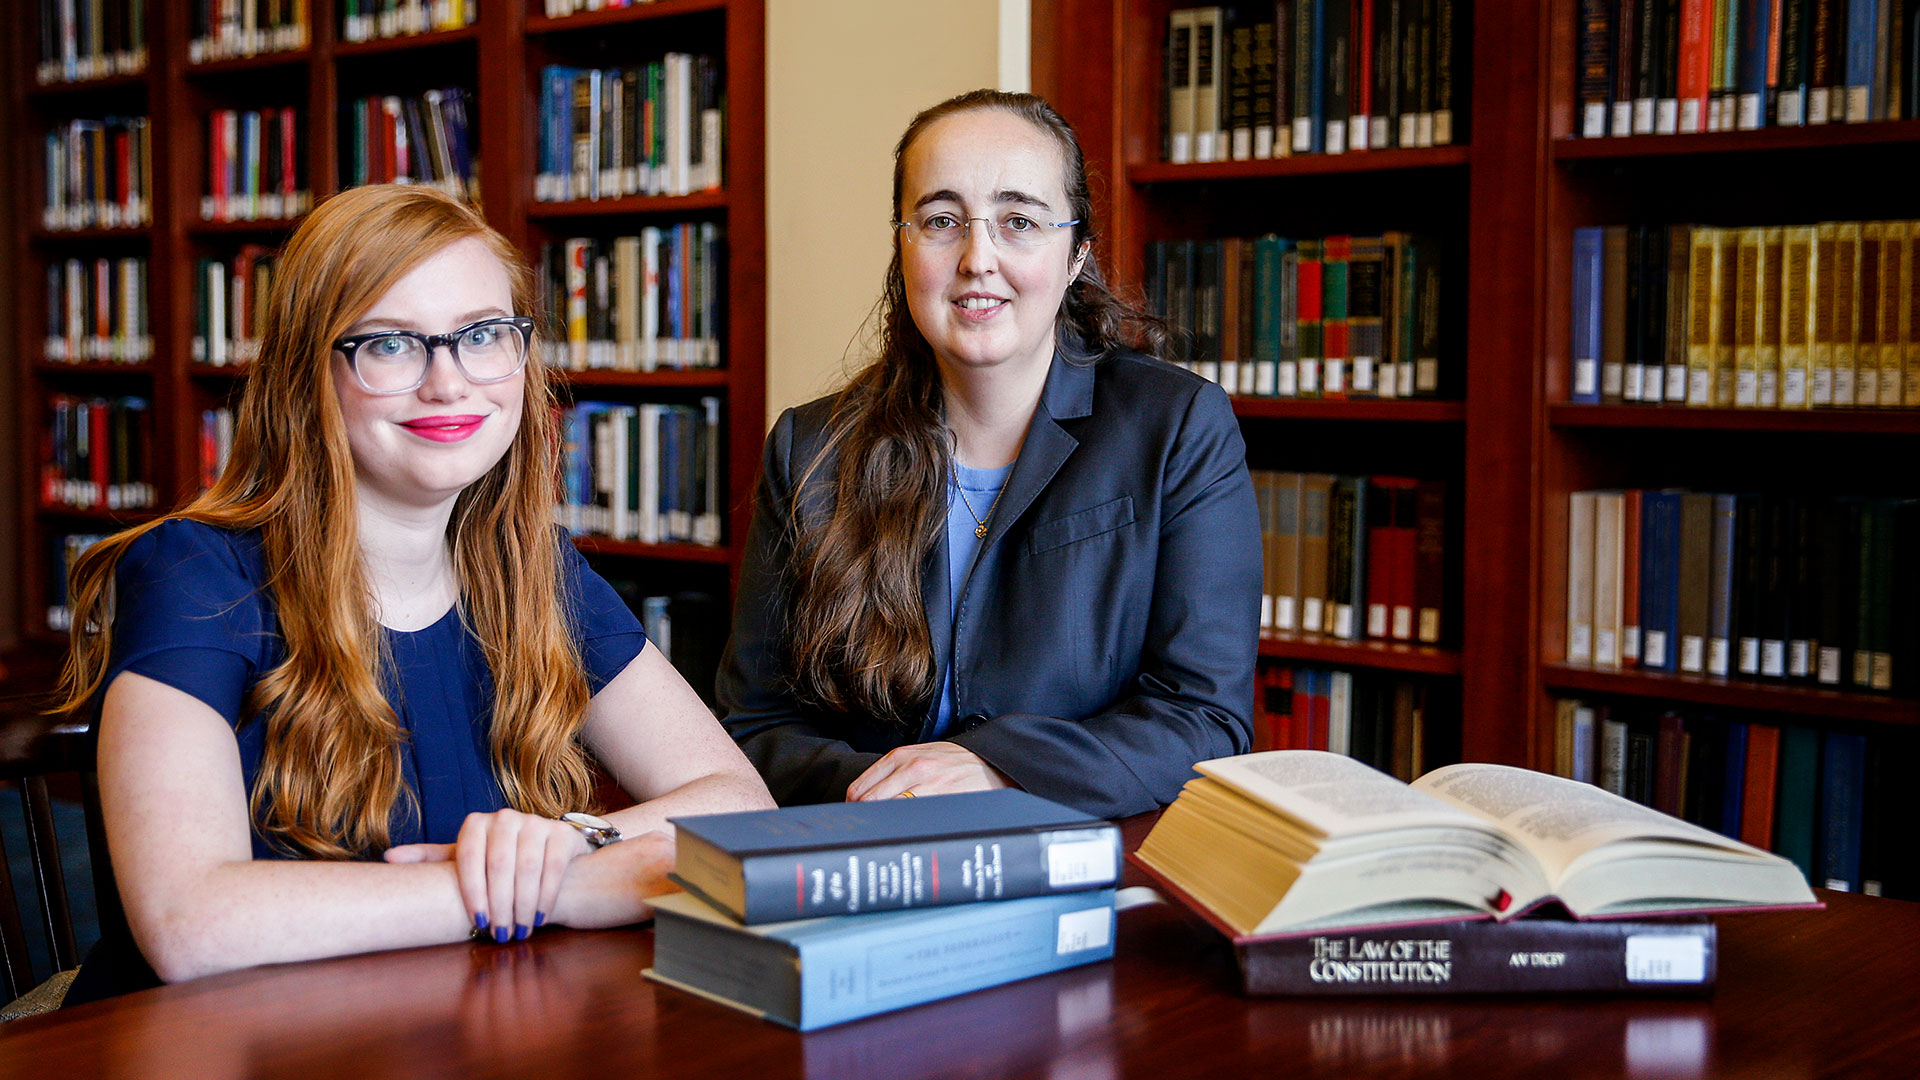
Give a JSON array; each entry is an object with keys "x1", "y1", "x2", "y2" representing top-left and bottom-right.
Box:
[
  {"x1": 342, "y1": 0, "x2": 475, "y2": 43},
  {"x1": 200, "y1": 407, "x2": 233, "y2": 492},
  {"x1": 36, "y1": 0, "x2": 147, "y2": 84},
  {"x1": 540, "y1": 226, "x2": 724, "y2": 372},
  {"x1": 1577, "y1": 0, "x2": 1920, "y2": 136},
  {"x1": 202, "y1": 107, "x2": 311, "y2": 223},
  {"x1": 44, "y1": 533, "x2": 109, "y2": 632},
  {"x1": 1149, "y1": 234, "x2": 1442, "y2": 399},
  {"x1": 189, "y1": 0, "x2": 310, "y2": 63},
  {"x1": 558, "y1": 399, "x2": 722, "y2": 547},
  {"x1": 1252, "y1": 471, "x2": 1447, "y2": 644},
  {"x1": 1564, "y1": 489, "x2": 1917, "y2": 692},
  {"x1": 44, "y1": 256, "x2": 153, "y2": 365},
  {"x1": 1252, "y1": 664, "x2": 1441, "y2": 782},
  {"x1": 535, "y1": 57, "x2": 723, "y2": 203},
  {"x1": 343, "y1": 89, "x2": 478, "y2": 201},
  {"x1": 540, "y1": 0, "x2": 668, "y2": 15},
  {"x1": 604, "y1": 581, "x2": 724, "y2": 706},
  {"x1": 1571, "y1": 221, "x2": 1920, "y2": 409},
  {"x1": 42, "y1": 116, "x2": 152, "y2": 231},
  {"x1": 1162, "y1": 0, "x2": 1463, "y2": 163},
  {"x1": 194, "y1": 248, "x2": 275, "y2": 366},
  {"x1": 1551, "y1": 698, "x2": 1915, "y2": 898},
  {"x1": 41, "y1": 395, "x2": 155, "y2": 513}
]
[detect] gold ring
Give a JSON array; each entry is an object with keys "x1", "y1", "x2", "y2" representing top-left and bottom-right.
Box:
[{"x1": 898, "y1": 790, "x2": 917, "y2": 798}]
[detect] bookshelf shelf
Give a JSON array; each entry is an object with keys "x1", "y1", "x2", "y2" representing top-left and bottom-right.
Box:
[
  {"x1": 35, "y1": 506, "x2": 160, "y2": 526},
  {"x1": 1129, "y1": 146, "x2": 1470, "y2": 184},
  {"x1": 570, "y1": 536, "x2": 731, "y2": 564},
  {"x1": 183, "y1": 49, "x2": 314, "y2": 78},
  {"x1": 187, "y1": 218, "x2": 306, "y2": 236},
  {"x1": 1552, "y1": 119, "x2": 1920, "y2": 161},
  {"x1": 526, "y1": 0, "x2": 728, "y2": 35},
  {"x1": 526, "y1": 191, "x2": 729, "y2": 219},
  {"x1": 33, "y1": 363, "x2": 154, "y2": 378},
  {"x1": 29, "y1": 228, "x2": 152, "y2": 244},
  {"x1": 563, "y1": 369, "x2": 731, "y2": 389},
  {"x1": 1232, "y1": 398, "x2": 1464, "y2": 422},
  {"x1": 26, "y1": 72, "x2": 149, "y2": 100},
  {"x1": 1541, "y1": 663, "x2": 1920, "y2": 727},
  {"x1": 187, "y1": 365, "x2": 250, "y2": 380},
  {"x1": 333, "y1": 27, "x2": 483, "y2": 57},
  {"x1": 1257, "y1": 632, "x2": 1462, "y2": 676},
  {"x1": 1549, "y1": 404, "x2": 1920, "y2": 435}
]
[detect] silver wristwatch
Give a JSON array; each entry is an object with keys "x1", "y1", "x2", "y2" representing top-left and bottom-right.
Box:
[{"x1": 560, "y1": 811, "x2": 623, "y2": 849}]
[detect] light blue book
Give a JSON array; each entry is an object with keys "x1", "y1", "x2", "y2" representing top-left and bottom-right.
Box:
[{"x1": 645, "y1": 888, "x2": 1117, "y2": 1031}]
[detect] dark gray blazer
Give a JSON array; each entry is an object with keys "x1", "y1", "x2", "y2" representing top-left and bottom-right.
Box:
[{"x1": 717, "y1": 346, "x2": 1261, "y2": 819}]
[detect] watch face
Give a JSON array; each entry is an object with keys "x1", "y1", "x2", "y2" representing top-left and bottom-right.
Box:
[{"x1": 563, "y1": 812, "x2": 614, "y2": 831}]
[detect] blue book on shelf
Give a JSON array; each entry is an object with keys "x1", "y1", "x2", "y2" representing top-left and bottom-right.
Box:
[
  {"x1": 1306, "y1": 0, "x2": 1326, "y2": 153},
  {"x1": 1819, "y1": 731, "x2": 1867, "y2": 891},
  {"x1": 1845, "y1": 0, "x2": 1879, "y2": 120},
  {"x1": 1571, "y1": 227, "x2": 1604, "y2": 403},
  {"x1": 645, "y1": 887, "x2": 1118, "y2": 1031},
  {"x1": 1720, "y1": 721, "x2": 1748, "y2": 840},
  {"x1": 1707, "y1": 494, "x2": 1739, "y2": 677},
  {"x1": 1639, "y1": 490, "x2": 1684, "y2": 672},
  {"x1": 1735, "y1": 0, "x2": 1775, "y2": 127},
  {"x1": 540, "y1": 66, "x2": 584, "y2": 200}
]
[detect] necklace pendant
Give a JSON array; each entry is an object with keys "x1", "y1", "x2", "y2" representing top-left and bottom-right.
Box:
[{"x1": 974, "y1": 523, "x2": 988, "y2": 539}]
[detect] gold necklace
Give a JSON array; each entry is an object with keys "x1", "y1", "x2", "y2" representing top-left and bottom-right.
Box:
[{"x1": 952, "y1": 464, "x2": 1005, "y2": 540}]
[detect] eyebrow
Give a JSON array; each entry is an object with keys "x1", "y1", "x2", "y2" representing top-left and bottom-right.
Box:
[
  {"x1": 347, "y1": 308, "x2": 511, "y2": 334},
  {"x1": 911, "y1": 188, "x2": 1057, "y2": 213}
]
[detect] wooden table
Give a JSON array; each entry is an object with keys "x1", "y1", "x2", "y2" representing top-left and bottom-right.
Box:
[{"x1": 2, "y1": 817, "x2": 1917, "y2": 1078}]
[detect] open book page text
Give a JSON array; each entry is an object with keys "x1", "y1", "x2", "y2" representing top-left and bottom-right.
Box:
[{"x1": 1200, "y1": 752, "x2": 1489, "y2": 839}]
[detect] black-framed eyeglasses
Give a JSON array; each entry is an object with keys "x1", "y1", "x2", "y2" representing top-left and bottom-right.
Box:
[
  {"x1": 333, "y1": 316, "x2": 535, "y2": 395},
  {"x1": 892, "y1": 211, "x2": 1080, "y2": 251}
]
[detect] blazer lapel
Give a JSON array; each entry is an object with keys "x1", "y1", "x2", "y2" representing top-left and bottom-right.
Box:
[
  {"x1": 974, "y1": 346, "x2": 1095, "y2": 556},
  {"x1": 918, "y1": 516, "x2": 953, "y2": 738}
]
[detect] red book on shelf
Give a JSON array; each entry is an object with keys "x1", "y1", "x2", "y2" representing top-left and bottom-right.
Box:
[
  {"x1": 1740, "y1": 723, "x2": 1781, "y2": 850},
  {"x1": 280, "y1": 108, "x2": 298, "y2": 203},
  {"x1": 1288, "y1": 668, "x2": 1315, "y2": 751},
  {"x1": 1655, "y1": 711, "x2": 1688, "y2": 817},
  {"x1": 1352, "y1": 0, "x2": 1373, "y2": 151},
  {"x1": 1260, "y1": 665, "x2": 1295, "y2": 752},
  {"x1": 1389, "y1": 481, "x2": 1418, "y2": 641},
  {"x1": 1321, "y1": 235, "x2": 1352, "y2": 400},
  {"x1": 208, "y1": 110, "x2": 227, "y2": 220},
  {"x1": 1366, "y1": 477, "x2": 1417, "y2": 640},
  {"x1": 1677, "y1": 0, "x2": 1712, "y2": 132},
  {"x1": 1621, "y1": 488, "x2": 1643, "y2": 667}
]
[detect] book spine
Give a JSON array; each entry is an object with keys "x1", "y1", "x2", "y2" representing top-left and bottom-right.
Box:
[
  {"x1": 1567, "y1": 491, "x2": 1598, "y2": 663},
  {"x1": 1706, "y1": 493, "x2": 1738, "y2": 677},
  {"x1": 732, "y1": 826, "x2": 1122, "y2": 924},
  {"x1": 1819, "y1": 730, "x2": 1867, "y2": 890},
  {"x1": 1572, "y1": 227, "x2": 1605, "y2": 403},
  {"x1": 1236, "y1": 920, "x2": 1716, "y2": 995},
  {"x1": 790, "y1": 890, "x2": 1117, "y2": 1030}
]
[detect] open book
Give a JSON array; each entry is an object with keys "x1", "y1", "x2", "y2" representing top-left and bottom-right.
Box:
[{"x1": 1134, "y1": 751, "x2": 1819, "y2": 939}]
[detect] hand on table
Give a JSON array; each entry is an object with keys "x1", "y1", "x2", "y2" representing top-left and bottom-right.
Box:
[
  {"x1": 845, "y1": 741, "x2": 1014, "y2": 801},
  {"x1": 384, "y1": 809, "x2": 594, "y2": 943}
]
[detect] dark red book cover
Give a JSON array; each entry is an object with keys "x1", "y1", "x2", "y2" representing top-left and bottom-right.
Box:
[{"x1": 1740, "y1": 723, "x2": 1780, "y2": 850}]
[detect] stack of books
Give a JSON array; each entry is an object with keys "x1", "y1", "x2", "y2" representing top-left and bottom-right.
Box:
[
  {"x1": 1133, "y1": 750, "x2": 1820, "y2": 995},
  {"x1": 646, "y1": 791, "x2": 1123, "y2": 1031}
]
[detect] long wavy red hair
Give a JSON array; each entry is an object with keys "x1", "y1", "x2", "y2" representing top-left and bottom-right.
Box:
[{"x1": 54, "y1": 184, "x2": 597, "y2": 858}]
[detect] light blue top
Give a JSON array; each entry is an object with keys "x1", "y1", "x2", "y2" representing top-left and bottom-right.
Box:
[{"x1": 933, "y1": 460, "x2": 1013, "y2": 737}]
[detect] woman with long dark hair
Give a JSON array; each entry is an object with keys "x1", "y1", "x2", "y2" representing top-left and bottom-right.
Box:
[
  {"x1": 53, "y1": 184, "x2": 771, "y2": 1004},
  {"x1": 719, "y1": 90, "x2": 1260, "y2": 818}
]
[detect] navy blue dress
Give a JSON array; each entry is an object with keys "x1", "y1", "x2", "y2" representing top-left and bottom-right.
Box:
[{"x1": 65, "y1": 519, "x2": 646, "y2": 1004}]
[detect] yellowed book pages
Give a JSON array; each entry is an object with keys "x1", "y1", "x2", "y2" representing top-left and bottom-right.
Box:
[
  {"x1": 1811, "y1": 223, "x2": 1838, "y2": 406},
  {"x1": 1687, "y1": 228, "x2": 1720, "y2": 406},
  {"x1": 1879, "y1": 221, "x2": 1907, "y2": 406},
  {"x1": 1832, "y1": 222, "x2": 1861, "y2": 407},
  {"x1": 1780, "y1": 225, "x2": 1816, "y2": 408},
  {"x1": 1734, "y1": 228, "x2": 1762, "y2": 407},
  {"x1": 1713, "y1": 230, "x2": 1738, "y2": 406},
  {"x1": 1857, "y1": 222, "x2": 1884, "y2": 407},
  {"x1": 1758, "y1": 227, "x2": 1785, "y2": 408},
  {"x1": 1553, "y1": 699, "x2": 1577, "y2": 779}
]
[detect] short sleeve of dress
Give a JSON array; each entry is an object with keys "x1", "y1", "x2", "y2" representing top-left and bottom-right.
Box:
[
  {"x1": 559, "y1": 537, "x2": 647, "y2": 694},
  {"x1": 107, "y1": 520, "x2": 276, "y2": 727}
]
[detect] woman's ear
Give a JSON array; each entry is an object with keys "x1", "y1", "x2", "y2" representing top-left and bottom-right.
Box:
[{"x1": 1069, "y1": 242, "x2": 1090, "y2": 284}]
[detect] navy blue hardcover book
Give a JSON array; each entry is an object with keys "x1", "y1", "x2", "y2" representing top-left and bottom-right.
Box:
[
  {"x1": 1639, "y1": 489, "x2": 1684, "y2": 672},
  {"x1": 1571, "y1": 227, "x2": 1605, "y2": 404},
  {"x1": 1819, "y1": 731, "x2": 1867, "y2": 892},
  {"x1": 670, "y1": 790, "x2": 1121, "y2": 924}
]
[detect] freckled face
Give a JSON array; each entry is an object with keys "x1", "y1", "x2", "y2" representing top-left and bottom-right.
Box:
[
  {"x1": 331, "y1": 236, "x2": 524, "y2": 514},
  {"x1": 898, "y1": 109, "x2": 1087, "y2": 385}
]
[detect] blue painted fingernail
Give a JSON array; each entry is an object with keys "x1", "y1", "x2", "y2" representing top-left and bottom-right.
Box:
[
  {"x1": 474, "y1": 912, "x2": 489, "y2": 931},
  {"x1": 534, "y1": 911, "x2": 547, "y2": 928},
  {"x1": 515, "y1": 924, "x2": 531, "y2": 941},
  {"x1": 494, "y1": 925, "x2": 509, "y2": 944}
]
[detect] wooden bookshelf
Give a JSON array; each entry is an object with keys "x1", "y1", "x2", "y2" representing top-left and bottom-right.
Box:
[
  {"x1": 1039, "y1": 0, "x2": 1539, "y2": 768},
  {"x1": 1542, "y1": 663, "x2": 1920, "y2": 728},
  {"x1": 6, "y1": 0, "x2": 766, "y2": 670}
]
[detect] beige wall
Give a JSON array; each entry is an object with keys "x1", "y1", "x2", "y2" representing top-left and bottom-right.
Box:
[{"x1": 764, "y1": 0, "x2": 1026, "y2": 420}]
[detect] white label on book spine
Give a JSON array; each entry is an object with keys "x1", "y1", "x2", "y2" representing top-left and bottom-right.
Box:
[
  {"x1": 1292, "y1": 118, "x2": 1312, "y2": 153},
  {"x1": 1574, "y1": 358, "x2": 1598, "y2": 397},
  {"x1": 1568, "y1": 625, "x2": 1592, "y2": 663},
  {"x1": 1708, "y1": 639, "x2": 1730, "y2": 676},
  {"x1": 1762, "y1": 641, "x2": 1786, "y2": 678},
  {"x1": 1594, "y1": 629, "x2": 1618, "y2": 667},
  {"x1": 1737, "y1": 95, "x2": 1761, "y2": 130},
  {"x1": 1326, "y1": 123, "x2": 1346, "y2": 155},
  {"x1": 1056, "y1": 906, "x2": 1112, "y2": 954},
  {"x1": 1680, "y1": 636, "x2": 1705, "y2": 673},
  {"x1": 1656, "y1": 99, "x2": 1679, "y2": 133},
  {"x1": 1736, "y1": 371, "x2": 1757, "y2": 406},
  {"x1": 1644, "y1": 630, "x2": 1668, "y2": 668},
  {"x1": 1622, "y1": 626, "x2": 1641, "y2": 661},
  {"x1": 1302, "y1": 598, "x2": 1324, "y2": 635},
  {"x1": 1352, "y1": 359, "x2": 1374, "y2": 393},
  {"x1": 1261, "y1": 596, "x2": 1274, "y2": 627},
  {"x1": 1778, "y1": 90, "x2": 1804, "y2": 126},
  {"x1": 1625, "y1": 935, "x2": 1707, "y2": 983},
  {"x1": 1625, "y1": 365, "x2": 1644, "y2": 401},
  {"x1": 1819, "y1": 645, "x2": 1843, "y2": 684},
  {"x1": 1612, "y1": 102, "x2": 1632, "y2": 136},
  {"x1": 1045, "y1": 834, "x2": 1117, "y2": 888},
  {"x1": 1807, "y1": 88, "x2": 1831, "y2": 124},
  {"x1": 1665, "y1": 366, "x2": 1687, "y2": 401},
  {"x1": 1299, "y1": 363, "x2": 1320, "y2": 395},
  {"x1": 1392, "y1": 608, "x2": 1413, "y2": 641},
  {"x1": 1634, "y1": 100, "x2": 1655, "y2": 133},
  {"x1": 1583, "y1": 103, "x2": 1606, "y2": 138},
  {"x1": 1738, "y1": 637, "x2": 1760, "y2": 675},
  {"x1": 1333, "y1": 605, "x2": 1354, "y2": 640},
  {"x1": 1790, "y1": 641, "x2": 1812, "y2": 678},
  {"x1": 1276, "y1": 363, "x2": 1296, "y2": 397},
  {"x1": 1602, "y1": 362, "x2": 1624, "y2": 398},
  {"x1": 1324, "y1": 359, "x2": 1345, "y2": 394},
  {"x1": 1277, "y1": 597, "x2": 1296, "y2": 632},
  {"x1": 1367, "y1": 604, "x2": 1388, "y2": 638}
]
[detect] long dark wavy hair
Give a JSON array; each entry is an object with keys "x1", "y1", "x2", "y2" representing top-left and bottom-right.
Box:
[{"x1": 783, "y1": 90, "x2": 1166, "y2": 727}]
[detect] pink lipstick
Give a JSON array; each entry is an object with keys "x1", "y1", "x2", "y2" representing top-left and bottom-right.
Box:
[{"x1": 400, "y1": 414, "x2": 486, "y2": 442}]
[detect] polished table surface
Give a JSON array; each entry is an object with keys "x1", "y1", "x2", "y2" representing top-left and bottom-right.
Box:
[{"x1": 3, "y1": 816, "x2": 1917, "y2": 1079}]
